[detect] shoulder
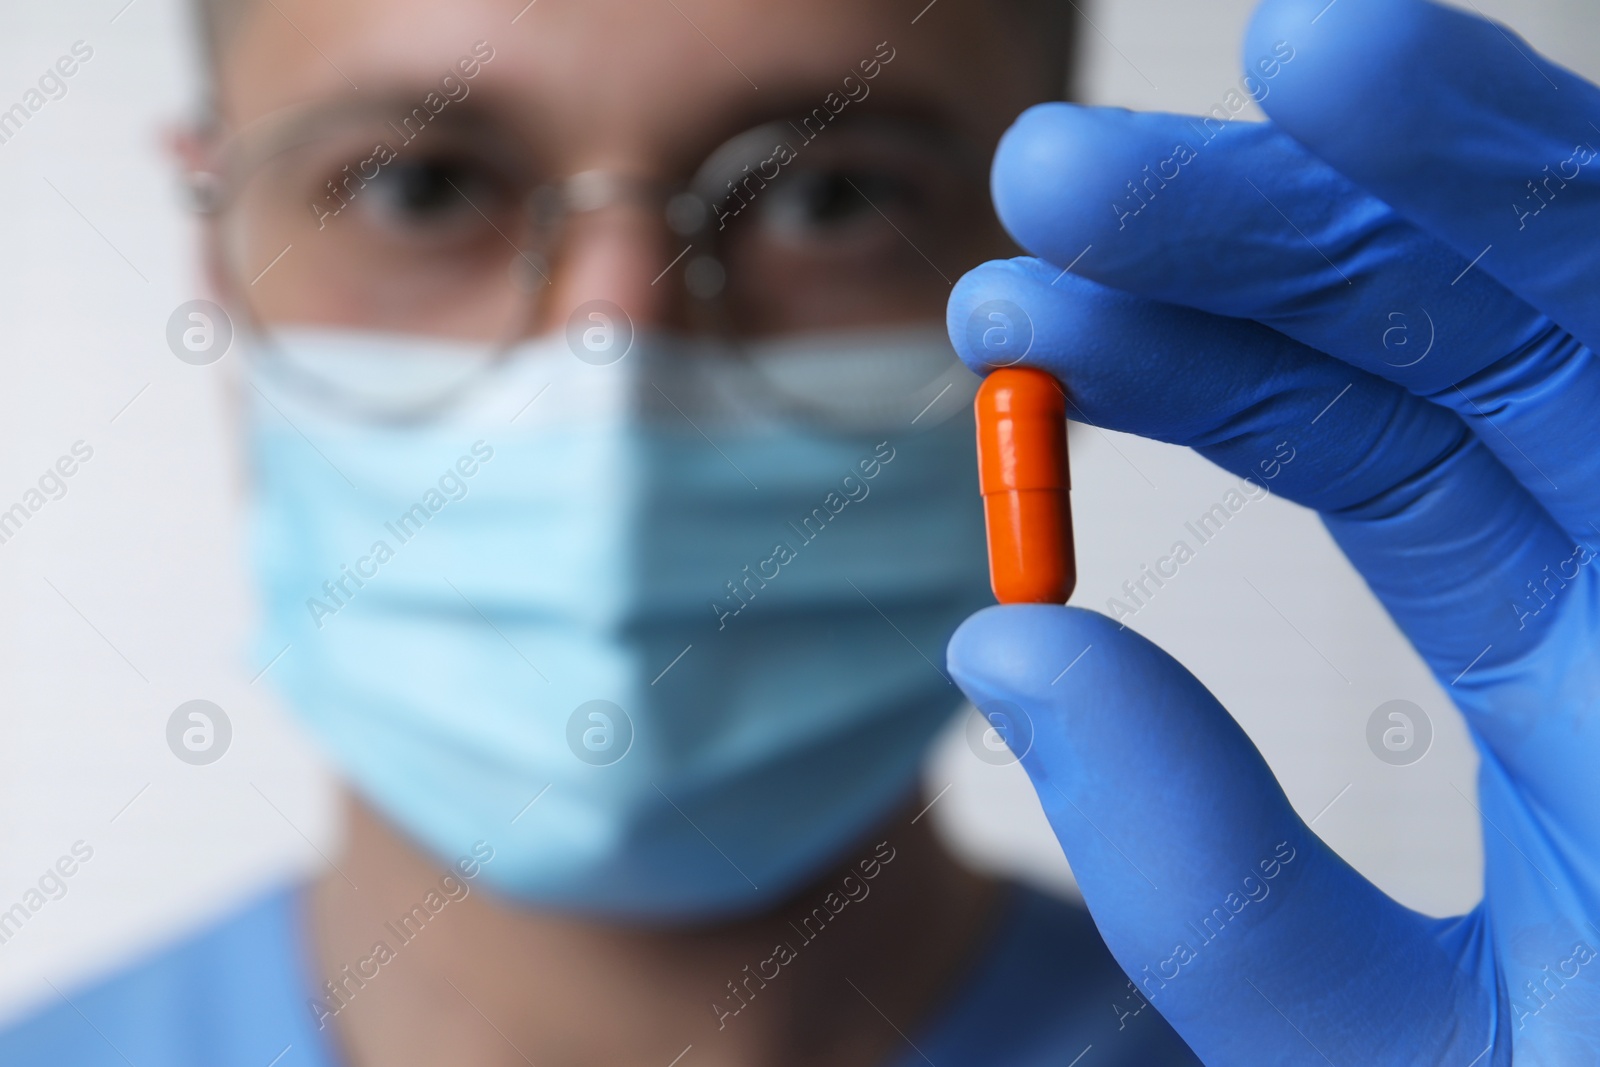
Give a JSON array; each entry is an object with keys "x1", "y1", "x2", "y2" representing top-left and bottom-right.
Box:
[
  {"x1": 0, "y1": 884, "x2": 338, "y2": 1067},
  {"x1": 910, "y1": 883, "x2": 1201, "y2": 1067}
]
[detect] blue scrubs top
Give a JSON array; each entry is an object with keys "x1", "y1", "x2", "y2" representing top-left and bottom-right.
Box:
[{"x1": 0, "y1": 881, "x2": 1199, "y2": 1065}]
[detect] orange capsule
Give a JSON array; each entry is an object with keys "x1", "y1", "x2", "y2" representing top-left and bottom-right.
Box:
[{"x1": 975, "y1": 367, "x2": 1075, "y2": 604}]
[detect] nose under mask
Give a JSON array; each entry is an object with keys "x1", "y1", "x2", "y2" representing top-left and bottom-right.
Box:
[{"x1": 247, "y1": 323, "x2": 990, "y2": 920}]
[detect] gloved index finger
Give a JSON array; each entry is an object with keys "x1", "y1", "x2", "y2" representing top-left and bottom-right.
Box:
[
  {"x1": 1249, "y1": 0, "x2": 1600, "y2": 352},
  {"x1": 987, "y1": 105, "x2": 1600, "y2": 545},
  {"x1": 948, "y1": 257, "x2": 1571, "y2": 679},
  {"x1": 988, "y1": 105, "x2": 1535, "y2": 398}
]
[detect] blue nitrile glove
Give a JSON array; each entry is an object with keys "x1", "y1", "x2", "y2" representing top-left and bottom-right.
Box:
[{"x1": 945, "y1": 0, "x2": 1600, "y2": 1063}]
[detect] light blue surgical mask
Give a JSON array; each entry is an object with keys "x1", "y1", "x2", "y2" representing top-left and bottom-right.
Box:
[{"x1": 247, "y1": 324, "x2": 989, "y2": 920}]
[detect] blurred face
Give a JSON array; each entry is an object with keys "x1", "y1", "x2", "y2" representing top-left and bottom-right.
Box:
[
  {"x1": 199, "y1": 0, "x2": 1058, "y2": 344},
  {"x1": 209, "y1": 0, "x2": 1051, "y2": 914}
]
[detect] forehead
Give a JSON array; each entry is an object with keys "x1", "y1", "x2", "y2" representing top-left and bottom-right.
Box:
[{"x1": 217, "y1": 0, "x2": 1040, "y2": 166}]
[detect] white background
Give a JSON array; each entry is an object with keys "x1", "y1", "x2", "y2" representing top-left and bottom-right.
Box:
[{"x1": 0, "y1": 0, "x2": 1596, "y2": 1026}]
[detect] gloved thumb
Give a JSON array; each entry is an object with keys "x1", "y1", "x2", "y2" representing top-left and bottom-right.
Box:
[{"x1": 946, "y1": 605, "x2": 1489, "y2": 1062}]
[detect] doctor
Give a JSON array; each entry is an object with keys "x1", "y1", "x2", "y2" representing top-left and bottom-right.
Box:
[
  {"x1": 3, "y1": 0, "x2": 1199, "y2": 1063},
  {"x1": 7, "y1": 0, "x2": 1600, "y2": 1064}
]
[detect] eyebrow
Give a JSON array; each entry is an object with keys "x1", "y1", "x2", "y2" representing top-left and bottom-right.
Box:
[
  {"x1": 222, "y1": 91, "x2": 531, "y2": 166},
  {"x1": 223, "y1": 74, "x2": 976, "y2": 190}
]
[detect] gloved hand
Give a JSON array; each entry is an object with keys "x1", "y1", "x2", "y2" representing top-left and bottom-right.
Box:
[{"x1": 944, "y1": 0, "x2": 1600, "y2": 1062}]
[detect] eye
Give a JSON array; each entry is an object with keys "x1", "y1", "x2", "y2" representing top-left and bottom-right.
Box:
[
  {"x1": 757, "y1": 167, "x2": 919, "y2": 238},
  {"x1": 354, "y1": 153, "x2": 511, "y2": 238}
]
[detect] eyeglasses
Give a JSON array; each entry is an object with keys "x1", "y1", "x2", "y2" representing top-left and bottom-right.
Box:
[{"x1": 195, "y1": 98, "x2": 993, "y2": 417}]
